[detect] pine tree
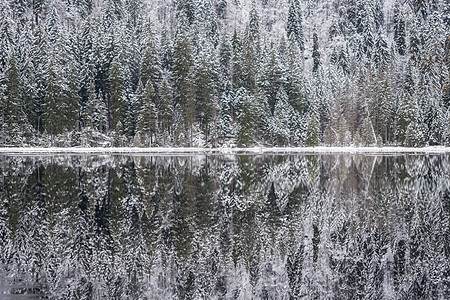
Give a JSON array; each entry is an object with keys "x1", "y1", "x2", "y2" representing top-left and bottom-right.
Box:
[
  {"x1": 172, "y1": 29, "x2": 193, "y2": 108},
  {"x1": 140, "y1": 23, "x2": 161, "y2": 96},
  {"x1": 230, "y1": 29, "x2": 244, "y2": 90},
  {"x1": 159, "y1": 28, "x2": 173, "y2": 71},
  {"x1": 361, "y1": 114, "x2": 377, "y2": 146},
  {"x1": 286, "y1": 0, "x2": 304, "y2": 51},
  {"x1": 393, "y1": 1, "x2": 406, "y2": 56},
  {"x1": 0, "y1": 3, "x2": 15, "y2": 75},
  {"x1": 218, "y1": 34, "x2": 232, "y2": 94},
  {"x1": 109, "y1": 55, "x2": 127, "y2": 130},
  {"x1": 158, "y1": 74, "x2": 174, "y2": 143},
  {"x1": 3, "y1": 55, "x2": 27, "y2": 144},
  {"x1": 312, "y1": 30, "x2": 320, "y2": 73},
  {"x1": 184, "y1": 72, "x2": 197, "y2": 146},
  {"x1": 195, "y1": 49, "x2": 216, "y2": 142},
  {"x1": 42, "y1": 58, "x2": 66, "y2": 139},
  {"x1": 305, "y1": 114, "x2": 320, "y2": 146},
  {"x1": 443, "y1": 108, "x2": 450, "y2": 146},
  {"x1": 29, "y1": 25, "x2": 47, "y2": 134},
  {"x1": 270, "y1": 88, "x2": 293, "y2": 146},
  {"x1": 241, "y1": 28, "x2": 258, "y2": 92},
  {"x1": 219, "y1": 91, "x2": 234, "y2": 144},
  {"x1": 236, "y1": 89, "x2": 256, "y2": 146},
  {"x1": 64, "y1": 61, "x2": 81, "y2": 132},
  {"x1": 373, "y1": 30, "x2": 389, "y2": 68},
  {"x1": 249, "y1": 1, "x2": 259, "y2": 42},
  {"x1": 136, "y1": 81, "x2": 157, "y2": 146},
  {"x1": 259, "y1": 45, "x2": 284, "y2": 115}
]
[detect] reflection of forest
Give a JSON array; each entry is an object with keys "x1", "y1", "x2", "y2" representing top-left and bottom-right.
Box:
[{"x1": 0, "y1": 155, "x2": 448, "y2": 299}]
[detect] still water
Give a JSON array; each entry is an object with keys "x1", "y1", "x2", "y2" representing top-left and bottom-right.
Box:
[{"x1": 0, "y1": 154, "x2": 449, "y2": 299}]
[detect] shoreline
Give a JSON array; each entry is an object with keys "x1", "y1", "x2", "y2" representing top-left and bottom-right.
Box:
[{"x1": 1, "y1": 146, "x2": 450, "y2": 155}]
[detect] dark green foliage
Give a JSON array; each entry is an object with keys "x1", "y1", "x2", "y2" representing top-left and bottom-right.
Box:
[
  {"x1": 286, "y1": 0, "x2": 304, "y2": 51},
  {"x1": 312, "y1": 31, "x2": 320, "y2": 73},
  {"x1": 237, "y1": 90, "x2": 256, "y2": 146},
  {"x1": 135, "y1": 81, "x2": 157, "y2": 146},
  {"x1": 109, "y1": 55, "x2": 126, "y2": 130},
  {"x1": 305, "y1": 114, "x2": 319, "y2": 146}
]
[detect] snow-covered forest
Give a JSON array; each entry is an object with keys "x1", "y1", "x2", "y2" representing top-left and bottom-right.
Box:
[
  {"x1": 0, "y1": 154, "x2": 449, "y2": 298},
  {"x1": 0, "y1": 0, "x2": 449, "y2": 147}
]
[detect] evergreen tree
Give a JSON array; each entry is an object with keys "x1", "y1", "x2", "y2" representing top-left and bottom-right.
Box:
[
  {"x1": 172, "y1": 29, "x2": 193, "y2": 108},
  {"x1": 249, "y1": 1, "x2": 259, "y2": 41},
  {"x1": 393, "y1": 1, "x2": 406, "y2": 56},
  {"x1": 140, "y1": 23, "x2": 161, "y2": 96},
  {"x1": 195, "y1": 49, "x2": 216, "y2": 142},
  {"x1": 136, "y1": 81, "x2": 157, "y2": 146},
  {"x1": 28, "y1": 25, "x2": 47, "y2": 134},
  {"x1": 373, "y1": 30, "x2": 389, "y2": 68},
  {"x1": 158, "y1": 74, "x2": 174, "y2": 143},
  {"x1": 270, "y1": 88, "x2": 294, "y2": 146},
  {"x1": 230, "y1": 29, "x2": 244, "y2": 90},
  {"x1": 42, "y1": 58, "x2": 65, "y2": 138},
  {"x1": 184, "y1": 71, "x2": 197, "y2": 146},
  {"x1": 2, "y1": 55, "x2": 27, "y2": 144},
  {"x1": 312, "y1": 30, "x2": 320, "y2": 73},
  {"x1": 286, "y1": 0, "x2": 304, "y2": 51},
  {"x1": 259, "y1": 45, "x2": 284, "y2": 115},
  {"x1": 109, "y1": 55, "x2": 127, "y2": 130},
  {"x1": 305, "y1": 114, "x2": 320, "y2": 146},
  {"x1": 159, "y1": 28, "x2": 173, "y2": 71},
  {"x1": 236, "y1": 89, "x2": 256, "y2": 146},
  {"x1": 361, "y1": 114, "x2": 377, "y2": 146}
]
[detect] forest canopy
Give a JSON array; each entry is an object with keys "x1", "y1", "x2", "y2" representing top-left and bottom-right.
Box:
[{"x1": 0, "y1": 0, "x2": 448, "y2": 147}]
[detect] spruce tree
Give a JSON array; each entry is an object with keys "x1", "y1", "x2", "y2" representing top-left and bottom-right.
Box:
[
  {"x1": 42, "y1": 58, "x2": 65, "y2": 139},
  {"x1": 286, "y1": 0, "x2": 304, "y2": 51},
  {"x1": 136, "y1": 81, "x2": 157, "y2": 146},
  {"x1": 393, "y1": 1, "x2": 406, "y2": 56},
  {"x1": 230, "y1": 29, "x2": 244, "y2": 90},
  {"x1": 237, "y1": 90, "x2": 256, "y2": 146},
  {"x1": 249, "y1": 1, "x2": 260, "y2": 42},
  {"x1": 158, "y1": 74, "x2": 174, "y2": 143},
  {"x1": 109, "y1": 55, "x2": 127, "y2": 130},
  {"x1": 195, "y1": 49, "x2": 215, "y2": 142},
  {"x1": 305, "y1": 114, "x2": 320, "y2": 146},
  {"x1": 140, "y1": 23, "x2": 161, "y2": 96},
  {"x1": 172, "y1": 29, "x2": 193, "y2": 108},
  {"x1": 3, "y1": 55, "x2": 26, "y2": 144},
  {"x1": 312, "y1": 30, "x2": 320, "y2": 73},
  {"x1": 259, "y1": 45, "x2": 284, "y2": 115}
]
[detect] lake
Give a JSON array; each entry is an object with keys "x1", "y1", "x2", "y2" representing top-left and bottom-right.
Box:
[{"x1": 0, "y1": 154, "x2": 449, "y2": 299}]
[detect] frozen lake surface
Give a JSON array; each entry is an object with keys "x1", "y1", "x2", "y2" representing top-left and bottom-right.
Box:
[{"x1": 0, "y1": 154, "x2": 449, "y2": 299}]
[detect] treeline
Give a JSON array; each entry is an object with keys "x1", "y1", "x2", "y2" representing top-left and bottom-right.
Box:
[{"x1": 0, "y1": 0, "x2": 448, "y2": 147}]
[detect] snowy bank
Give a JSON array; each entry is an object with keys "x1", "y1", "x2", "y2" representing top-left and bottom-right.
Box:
[{"x1": 0, "y1": 146, "x2": 450, "y2": 155}]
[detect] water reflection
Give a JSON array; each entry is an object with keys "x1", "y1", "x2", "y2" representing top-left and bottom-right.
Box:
[{"x1": 0, "y1": 154, "x2": 449, "y2": 299}]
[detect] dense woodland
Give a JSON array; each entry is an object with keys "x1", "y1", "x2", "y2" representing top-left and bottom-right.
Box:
[
  {"x1": 0, "y1": 0, "x2": 449, "y2": 147},
  {"x1": 0, "y1": 155, "x2": 449, "y2": 298}
]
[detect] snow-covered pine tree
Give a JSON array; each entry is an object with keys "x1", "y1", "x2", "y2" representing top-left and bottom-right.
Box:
[
  {"x1": 136, "y1": 81, "x2": 157, "y2": 146},
  {"x1": 305, "y1": 114, "x2": 319, "y2": 146},
  {"x1": 312, "y1": 30, "x2": 320, "y2": 73},
  {"x1": 109, "y1": 54, "x2": 127, "y2": 131},
  {"x1": 286, "y1": 0, "x2": 304, "y2": 51},
  {"x1": 3, "y1": 55, "x2": 27, "y2": 145},
  {"x1": 158, "y1": 73, "x2": 174, "y2": 145},
  {"x1": 140, "y1": 22, "x2": 161, "y2": 98},
  {"x1": 236, "y1": 89, "x2": 256, "y2": 146}
]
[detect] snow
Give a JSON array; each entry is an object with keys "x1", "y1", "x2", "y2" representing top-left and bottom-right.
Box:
[{"x1": 1, "y1": 146, "x2": 450, "y2": 155}]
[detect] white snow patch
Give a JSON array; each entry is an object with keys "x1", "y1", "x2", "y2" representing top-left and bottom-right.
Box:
[{"x1": 0, "y1": 146, "x2": 450, "y2": 155}]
